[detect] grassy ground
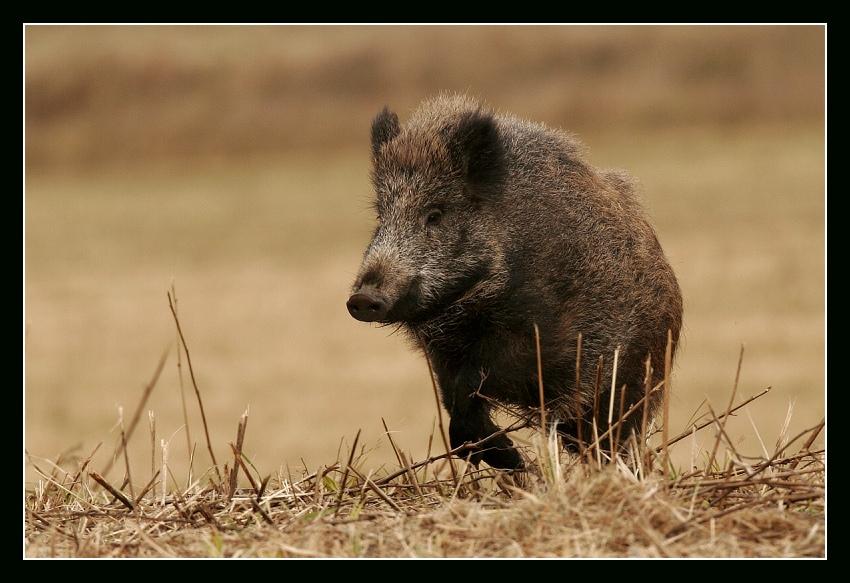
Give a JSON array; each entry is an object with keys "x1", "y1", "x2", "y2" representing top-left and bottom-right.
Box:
[
  {"x1": 25, "y1": 365, "x2": 824, "y2": 557},
  {"x1": 26, "y1": 465, "x2": 825, "y2": 558},
  {"x1": 25, "y1": 26, "x2": 824, "y2": 557}
]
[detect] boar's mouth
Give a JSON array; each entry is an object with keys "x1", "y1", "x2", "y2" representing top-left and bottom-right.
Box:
[
  {"x1": 386, "y1": 264, "x2": 492, "y2": 326},
  {"x1": 382, "y1": 275, "x2": 424, "y2": 323}
]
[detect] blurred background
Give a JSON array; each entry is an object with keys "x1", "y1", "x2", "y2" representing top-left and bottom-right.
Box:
[{"x1": 25, "y1": 26, "x2": 824, "y2": 483}]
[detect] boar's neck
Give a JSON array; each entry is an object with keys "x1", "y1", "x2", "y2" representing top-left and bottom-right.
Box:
[{"x1": 404, "y1": 264, "x2": 508, "y2": 339}]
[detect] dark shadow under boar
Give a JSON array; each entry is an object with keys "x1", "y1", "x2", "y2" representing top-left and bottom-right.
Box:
[{"x1": 347, "y1": 94, "x2": 682, "y2": 470}]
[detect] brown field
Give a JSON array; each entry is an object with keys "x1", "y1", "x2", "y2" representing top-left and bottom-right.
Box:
[{"x1": 25, "y1": 25, "x2": 825, "y2": 558}]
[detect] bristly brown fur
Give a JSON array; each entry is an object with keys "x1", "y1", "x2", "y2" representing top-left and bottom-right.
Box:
[
  {"x1": 371, "y1": 106, "x2": 401, "y2": 159},
  {"x1": 352, "y1": 93, "x2": 683, "y2": 469}
]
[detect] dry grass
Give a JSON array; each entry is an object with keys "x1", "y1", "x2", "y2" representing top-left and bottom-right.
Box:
[
  {"x1": 25, "y1": 461, "x2": 825, "y2": 557},
  {"x1": 25, "y1": 321, "x2": 824, "y2": 557},
  {"x1": 25, "y1": 26, "x2": 824, "y2": 169},
  {"x1": 24, "y1": 26, "x2": 825, "y2": 558}
]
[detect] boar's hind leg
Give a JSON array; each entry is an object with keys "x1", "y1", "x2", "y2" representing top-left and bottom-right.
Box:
[
  {"x1": 447, "y1": 402, "x2": 524, "y2": 471},
  {"x1": 553, "y1": 418, "x2": 587, "y2": 453}
]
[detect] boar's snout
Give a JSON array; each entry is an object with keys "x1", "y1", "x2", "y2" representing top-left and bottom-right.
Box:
[{"x1": 346, "y1": 288, "x2": 389, "y2": 322}]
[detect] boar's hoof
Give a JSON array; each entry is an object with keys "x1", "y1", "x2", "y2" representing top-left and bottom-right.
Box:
[{"x1": 479, "y1": 435, "x2": 525, "y2": 471}]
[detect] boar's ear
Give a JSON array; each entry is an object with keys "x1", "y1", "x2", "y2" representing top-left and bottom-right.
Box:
[
  {"x1": 371, "y1": 107, "x2": 401, "y2": 158},
  {"x1": 447, "y1": 109, "x2": 506, "y2": 202}
]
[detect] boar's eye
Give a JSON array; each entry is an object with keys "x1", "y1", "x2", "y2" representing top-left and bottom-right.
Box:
[{"x1": 425, "y1": 208, "x2": 443, "y2": 227}]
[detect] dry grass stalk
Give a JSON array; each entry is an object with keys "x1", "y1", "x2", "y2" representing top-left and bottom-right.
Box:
[
  {"x1": 334, "y1": 429, "x2": 362, "y2": 517},
  {"x1": 641, "y1": 356, "x2": 653, "y2": 473},
  {"x1": 775, "y1": 400, "x2": 797, "y2": 453},
  {"x1": 575, "y1": 332, "x2": 584, "y2": 455},
  {"x1": 171, "y1": 283, "x2": 194, "y2": 480},
  {"x1": 382, "y1": 420, "x2": 425, "y2": 501},
  {"x1": 89, "y1": 472, "x2": 134, "y2": 511},
  {"x1": 228, "y1": 409, "x2": 249, "y2": 499},
  {"x1": 250, "y1": 499, "x2": 273, "y2": 525},
  {"x1": 421, "y1": 342, "x2": 458, "y2": 488},
  {"x1": 148, "y1": 411, "x2": 156, "y2": 480},
  {"x1": 706, "y1": 346, "x2": 744, "y2": 475},
  {"x1": 101, "y1": 348, "x2": 169, "y2": 478},
  {"x1": 398, "y1": 450, "x2": 425, "y2": 502},
  {"x1": 160, "y1": 439, "x2": 168, "y2": 506},
  {"x1": 381, "y1": 418, "x2": 406, "y2": 477},
  {"x1": 134, "y1": 470, "x2": 161, "y2": 506},
  {"x1": 614, "y1": 384, "x2": 627, "y2": 454},
  {"x1": 257, "y1": 475, "x2": 271, "y2": 501},
  {"x1": 704, "y1": 404, "x2": 743, "y2": 477},
  {"x1": 565, "y1": 381, "x2": 663, "y2": 473},
  {"x1": 789, "y1": 417, "x2": 824, "y2": 470},
  {"x1": 68, "y1": 442, "x2": 101, "y2": 494},
  {"x1": 117, "y1": 408, "x2": 135, "y2": 500},
  {"x1": 229, "y1": 443, "x2": 260, "y2": 494},
  {"x1": 660, "y1": 386, "x2": 772, "y2": 453},
  {"x1": 662, "y1": 329, "x2": 673, "y2": 477},
  {"x1": 534, "y1": 324, "x2": 546, "y2": 432},
  {"x1": 167, "y1": 290, "x2": 221, "y2": 484},
  {"x1": 375, "y1": 419, "x2": 529, "y2": 487},
  {"x1": 608, "y1": 347, "x2": 620, "y2": 430}
]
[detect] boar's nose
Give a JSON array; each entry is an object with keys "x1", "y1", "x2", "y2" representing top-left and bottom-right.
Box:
[{"x1": 346, "y1": 290, "x2": 388, "y2": 322}]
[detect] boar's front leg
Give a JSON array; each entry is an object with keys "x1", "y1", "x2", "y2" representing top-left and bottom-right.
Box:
[
  {"x1": 437, "y1": 367, "x2": 524, "y2": 471},
  {"x1": 448, "y1": 406, "x2": 524, "y2": 471}
]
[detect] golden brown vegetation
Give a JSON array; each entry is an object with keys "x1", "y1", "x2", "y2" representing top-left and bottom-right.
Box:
[
  {"x1": 25, "y1": 308, "x2": 824, "y2": 557},
  {"x1": 25, "y1": 453, "x2": 825, "y2": 557},
  {"x1": 26, "y1": 26, "x2": 824, "y2": 169},
  {"x1": 25, "y1": 25, "x2": 825, "y2": 557}
]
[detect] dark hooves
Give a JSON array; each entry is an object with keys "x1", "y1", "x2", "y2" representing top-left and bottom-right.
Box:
[
  {"x1": 480, "y1": 435, "x2": 525, "y2": 471},
  {"x1": 449, "y1": 420, "x2": 524, "y2": 472}
]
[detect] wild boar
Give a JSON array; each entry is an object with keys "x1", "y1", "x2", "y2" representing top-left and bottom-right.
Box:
[{"x1": 347, "y1": 94, "x2": 682, "y2": 470}]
